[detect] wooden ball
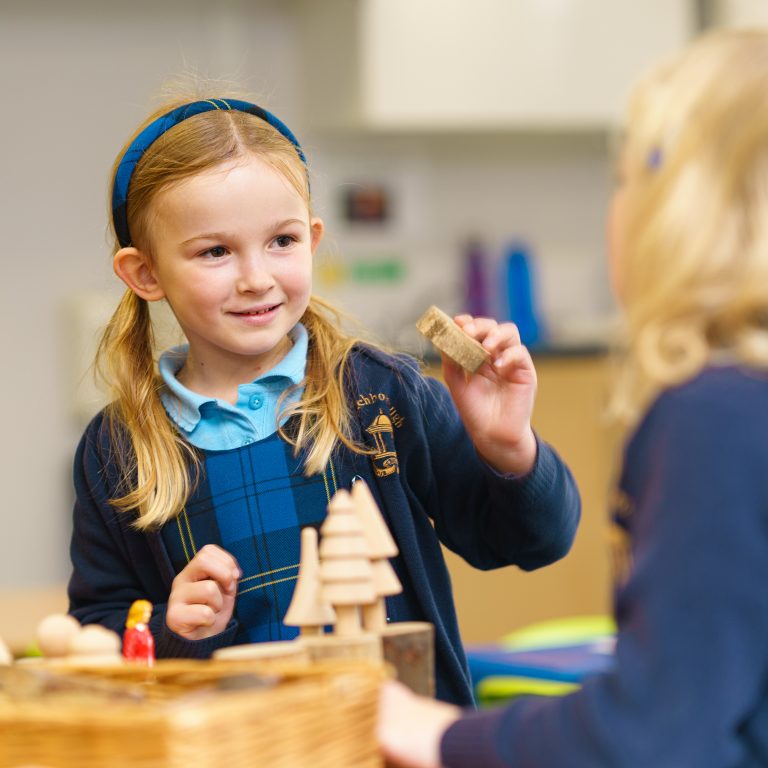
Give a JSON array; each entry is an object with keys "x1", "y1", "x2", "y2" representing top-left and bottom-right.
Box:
[
  {"x1": 68, "y1": 625, "x2": 121, "y2": 657},
  {"x1": 0, "y1": 635, "x2": 11, "y2": 665},
  {"x1": 36, "y1": 613, "x2": 81, "y2": 658}
]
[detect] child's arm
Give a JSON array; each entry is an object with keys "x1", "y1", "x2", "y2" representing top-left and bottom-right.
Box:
[
  {"x1": 440, "y1": 314, "x2": 537, "y2": 476},
  {"x1": 403, "y1": 317, "x2": 579, "y2": 571}
]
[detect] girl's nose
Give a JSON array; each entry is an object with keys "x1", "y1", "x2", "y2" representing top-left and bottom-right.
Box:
[{"x1": 236, "y1": 253, "x2": 275, "y2": 294}]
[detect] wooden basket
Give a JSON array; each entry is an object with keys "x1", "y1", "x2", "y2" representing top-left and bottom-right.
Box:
[{"x1": 0, "y1": 657, "x2": 388, "y2": 768}]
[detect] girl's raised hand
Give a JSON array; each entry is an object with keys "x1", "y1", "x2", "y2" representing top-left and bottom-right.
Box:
[
  {"x1": 441, "y1": 314, "x2": 538, "y2": 476},
  {"x1": 166, "y1": 544, "x2": 241, "y2": 641}
]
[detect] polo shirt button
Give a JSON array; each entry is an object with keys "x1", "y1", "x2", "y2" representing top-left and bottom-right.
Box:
[
  {"x1": 248, "y1": 394, "x2": 264, "y2": 410},
  {"x1": 243, "y1": 437, "x2": 254, "y2": 445}
]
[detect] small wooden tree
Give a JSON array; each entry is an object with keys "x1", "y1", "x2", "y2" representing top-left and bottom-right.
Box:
[
  {"x1": 351, "y1": 480, "x2": 402, "y2": 631},
  {"x1": 284, "y1": 526, "x2": 336, "y2": 636},
  {"x1": 319, "y1": 490, "x2": 376, "y2": 636}
]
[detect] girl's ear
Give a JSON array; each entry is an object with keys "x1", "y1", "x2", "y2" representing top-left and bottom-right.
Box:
[
  {"x1": 113, "y1": 247, "x2": 166, "y2": 301},
  {"x1": 309, "y1": 217, "x2": 325, "y2": 254}
]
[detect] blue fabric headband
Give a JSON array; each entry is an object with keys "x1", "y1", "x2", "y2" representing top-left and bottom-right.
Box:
[{"x1": 111, "y1": 98, "x2": 307, "y2": 248}]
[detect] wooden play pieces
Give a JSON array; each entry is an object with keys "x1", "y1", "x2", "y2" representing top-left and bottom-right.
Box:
[
  {"x1": 416, "y1": 305, "x2": 491, "y2": 373},
  {"x1": 36, "y1": 613, "x2": 122, "y2": 665},
  {"x1": 284, "y1": 527, "x2": 336, "y2": 636},
  {"x1": 218, "y1": 479, "x2": 435, "y2": 697},
  {"x1": 0, "y1": 636, "x2": 10, "y2": 666}
]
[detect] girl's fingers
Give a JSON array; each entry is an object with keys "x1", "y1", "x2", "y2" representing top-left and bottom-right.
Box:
[
  {"x1": 455, "y1": 315, "x2": 523, "y2": 353},
  {"x1": 178, "y1": 603, "x2": 217, "y2": 630},
  {"x1": 492, "y1": 343, "x2": 536, "y2": 380},
  {"x1": 482, "y1": 324, "x2": 521, "y2": 356},
  {"x1": 177, "y1": 544, "x2": 241, "y2": 594},
  {"x1": 173, "y1": 579, "x2": 227, "y2": 613},
  {"x1": 454, "y1": 315, "x2": 496, "y2": 340}
]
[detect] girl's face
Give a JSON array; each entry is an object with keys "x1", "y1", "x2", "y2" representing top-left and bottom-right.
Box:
[{"x1": 145, "y1": 154, "x2": 322, "y2": 385}]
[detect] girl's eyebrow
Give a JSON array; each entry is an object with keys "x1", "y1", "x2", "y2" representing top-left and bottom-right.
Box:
[
  {"x1": 180, "y1": 219, "x2": 306, "y2": 246},
  {"x1": 181, "y1": 232, "x2": 226, "y2": 245}
]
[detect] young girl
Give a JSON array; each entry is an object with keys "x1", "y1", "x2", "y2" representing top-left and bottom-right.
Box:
[
  {"x1": 68, "y1": 97, "x2": 580, "y2": 705},
  {"x1": 378, "y1": 28, "x2": 768, "y2": 765}
]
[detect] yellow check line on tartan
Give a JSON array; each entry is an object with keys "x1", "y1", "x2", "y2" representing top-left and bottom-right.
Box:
[
  {"x1": 321, "y1": 458, "x2": 338, "y2": 503},
  {"x1": 175, "y1": 509, "x2": 198, "y2": 563},
  {"x1": 239, "y1": 563, "x2": 300, "y2": 584},
  {"x1": 238, "y1": 574, "x2": 298, "y2": 596}
]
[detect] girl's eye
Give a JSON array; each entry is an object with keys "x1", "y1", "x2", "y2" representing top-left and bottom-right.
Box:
[
  {"x1": 203, "y1": 245, "x2": 228, "y2": 259},
  {"x1": 273, "y1": 234, "x2": 297, "y2": 249}
]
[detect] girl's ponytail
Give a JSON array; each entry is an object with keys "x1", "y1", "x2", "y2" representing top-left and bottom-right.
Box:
[
  {"x1": 278, "y1": 296, "x2": 372, "y2": 476},
  {"x1": 97, "y1": 289, "x2": 197, "y2": 530}
]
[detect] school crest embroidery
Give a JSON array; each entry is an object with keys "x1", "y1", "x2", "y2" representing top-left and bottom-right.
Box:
[
  {"x1": 355, "y1": 390, "x2": 404, "y2": 477},
  {"x1": 366, "y1": 409, "x2": 399, "y2": 477}
]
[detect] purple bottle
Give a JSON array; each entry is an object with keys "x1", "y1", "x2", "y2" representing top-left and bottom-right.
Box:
[{"x1": 463, "y1": 239, "x2": 489, "y2": 318}]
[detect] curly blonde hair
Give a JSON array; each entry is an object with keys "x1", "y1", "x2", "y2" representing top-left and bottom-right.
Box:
[{"x1": 610, "y1": 29, "x2": 768, "y2": 426}]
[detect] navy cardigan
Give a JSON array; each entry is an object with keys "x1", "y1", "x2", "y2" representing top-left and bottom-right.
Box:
[{"x1": 69, "y1": 346, "x2": 580, "y2": 705}]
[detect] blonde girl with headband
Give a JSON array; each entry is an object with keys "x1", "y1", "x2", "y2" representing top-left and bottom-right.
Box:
[
  {"x1": 68, "y1": 96, "x2": 580, "y2": 705},
  {"x1": 378, "y1": 28, "x2": 768, "y2": 766}
]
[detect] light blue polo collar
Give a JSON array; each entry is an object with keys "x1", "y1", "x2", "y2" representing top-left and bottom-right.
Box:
[{"x1": 159, "y1": 323, "x2": 308, "y2": 432}]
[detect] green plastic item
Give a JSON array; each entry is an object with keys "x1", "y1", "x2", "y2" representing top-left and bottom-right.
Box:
[
  {"x1": 477, "y1": 675, "x2": 581, "y2": 707},
  {"x1": 349, "y1": 259, "x2": 405, "y2": 283},
  {"x1": 500, "y1": 615, "x2": 616, "y2": 650}
]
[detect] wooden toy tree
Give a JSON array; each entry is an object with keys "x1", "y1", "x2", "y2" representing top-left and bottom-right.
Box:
[
  {"x1": 350, "y1": 480, "x2": 402, "y2": 631},
  {"x1": 318, "y1": 490, "x2": 376, "y2": 637},
  {"x1": 284, "y1": 526, "x2": 336, "y2": 636}
]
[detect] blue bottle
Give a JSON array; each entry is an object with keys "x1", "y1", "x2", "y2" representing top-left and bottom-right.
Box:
[{"x1": 503, "y1": 241, "x2": 544, "y2": 347}]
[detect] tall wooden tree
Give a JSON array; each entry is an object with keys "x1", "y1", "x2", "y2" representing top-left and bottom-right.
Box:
[
  {"x1": 351, "y1": 480, "x2": 402, "y2": 631},
  {"x1": 284, "y1": 526, "x2": 336, "y2": 636},
  {"x1": 319, "y1": 489, "x2": 376, "y2": 636}
]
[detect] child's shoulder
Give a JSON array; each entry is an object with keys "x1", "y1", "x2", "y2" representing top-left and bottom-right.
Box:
[
  {"x1": 637, "y1": 364, "x2": 768, "y2": 451},
  {"x1": 346, "y1": 343, "x2": 447, "y2": 409},
  {"x1": 653, "y1": 364, "x2": 768, "y2": 415},
  {"x1": 78, "y1": 406, "x2": 130, "y2": 459},
  {"x1": 348, "y1": 342, "x2": 424, "y2": 380}
]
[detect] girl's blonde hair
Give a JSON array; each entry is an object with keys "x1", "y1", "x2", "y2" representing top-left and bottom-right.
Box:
[
  {"x1": 611, "y1": 29, "x2": 768, "y2": 425},
  {"x1": 98, "y1": 99, "x2": 368, "y2": 530}
]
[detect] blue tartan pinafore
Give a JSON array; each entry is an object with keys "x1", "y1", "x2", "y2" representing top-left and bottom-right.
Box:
[{"x1": 160, "y1": 430, "x2": 338, "y2": 643}]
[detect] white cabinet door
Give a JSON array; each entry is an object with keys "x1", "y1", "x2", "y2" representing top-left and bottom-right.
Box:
[
  {"x1": 305, "y1": 0, "x2": 694, "y2": 130},
  {"x1": 711, "y1": 0, "x2": 768, "y2": 26}
]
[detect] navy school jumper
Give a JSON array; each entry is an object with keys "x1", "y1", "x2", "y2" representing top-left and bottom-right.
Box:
[
  {"x1": 68, "y1": 346, "x2": 580, "y2": 705},
  {"x1": 442, "y1": 365, "x2": 768, "y2": 764}
]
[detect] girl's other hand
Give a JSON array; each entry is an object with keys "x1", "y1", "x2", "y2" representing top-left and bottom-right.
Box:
[
  {"x1": 166, "y1": 544, "x2": 241, "y2": 640},
  {"x1": 442, "y1": 314, "x2": 537, "y2": 476},
  {"x1": 377, "y1": 680, "x2": 461, "y2": 768}
]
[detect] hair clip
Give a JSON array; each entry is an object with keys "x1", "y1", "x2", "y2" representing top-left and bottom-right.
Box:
[{"x1": 647, "y1": 147, "x2": 663, "y2": 170}]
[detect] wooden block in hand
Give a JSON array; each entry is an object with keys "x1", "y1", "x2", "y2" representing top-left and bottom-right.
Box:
[{"x1": 416, "y1": 306, "x2": 491, "y2": 373}]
